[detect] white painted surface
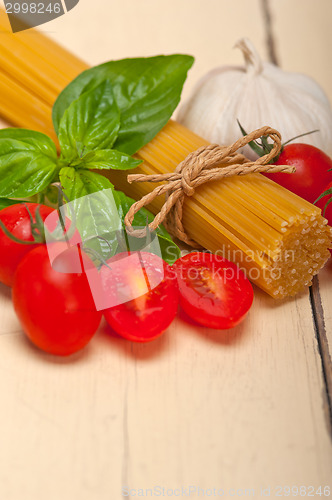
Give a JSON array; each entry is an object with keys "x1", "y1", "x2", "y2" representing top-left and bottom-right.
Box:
[{"x1": 0, "y1": 1, "x2": 331, "y2": 498}]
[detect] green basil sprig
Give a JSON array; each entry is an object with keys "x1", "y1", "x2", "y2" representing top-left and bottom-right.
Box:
[
  {"x1": 59, "y1": 169, "x2": 119, "y2": 259},
  {"x1": 58, "y1": 171, "x2": 181, "y2": 263},
  {"x1": 53, "y1": 54, "x2": 194, "y2": 154},
  {"x1": 0, "y1": 129, "x2": 58, "y2": 198},
  {"x1": 78, "y1": 150, "x2": 142, "y2": 171},
  {"x1": 58, "y1": 80, "x2": 121, "y2": 161},
  {"x1": 113, "y1": 190, "x2": 181, "y2": 264},
  {"x1": 0, "y1": 54, "x2": 194, "y2": 264}
]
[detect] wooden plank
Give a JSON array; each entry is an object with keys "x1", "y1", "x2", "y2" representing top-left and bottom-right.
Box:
[
  {"x1": 319, "y1": 262, "x2": 332, "y2": 353},
  {"x1": 260, "y1": 0, "x2": 279, "y2": 65},
  {"x1": 313, "y1": 264, "x2": 332, "y2": 416},
  {"x1": 269, "y1": 0, "x2": 332, "y2": 421},
  {"x1": 45, "y1": 0, "x2": 267, "y2": 101},
  {"x1": 0, "y1": 1, "x2": 331, "y2": 498},
  {"x1": 270, "y1": 0, "x2": 332, "y2": 103},
  {"x1": 0, "y1": 284, "x2": 20, "y2": 335},
  {"x1": 0, "y1": 286, "x2": 331, "y2": 498}
]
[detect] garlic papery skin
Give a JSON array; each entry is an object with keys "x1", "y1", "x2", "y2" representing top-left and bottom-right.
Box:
[{"x1": 177, "y1": 38, "x2": 332, "y2": 160}]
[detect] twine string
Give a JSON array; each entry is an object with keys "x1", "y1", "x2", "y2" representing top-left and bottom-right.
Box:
[{"x1": 124, "y1": 126, "x2": 295, "y2": 247}]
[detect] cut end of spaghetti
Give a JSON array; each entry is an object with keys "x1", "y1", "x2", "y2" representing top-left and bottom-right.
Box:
[
  {"x1": 259, "y1": 214, "x2": 331, "y2": 299},
  {"x1": 107, "y1": 121, "x2": 332, "y2": 300}
]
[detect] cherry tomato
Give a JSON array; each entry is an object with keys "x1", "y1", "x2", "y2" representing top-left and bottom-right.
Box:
[
  {"x1": 0, "y1": 203, "x2": 54, "y2": 286},
  {"x1": 12, "y1": 244, "x2": 102, "y2": 356},
  {"x1": 264, "y1": 144, "x2": 332, "y2": 204},
  {"x1": 173, "y1": 252, "x2": 253, "y2": 329},
  {"x1": 101, "y1": 252, "x2": 179, "y2": 342}
]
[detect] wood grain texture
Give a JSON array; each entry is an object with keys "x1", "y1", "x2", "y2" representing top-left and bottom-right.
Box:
[
  {"x1": 44, "y1": 0, "x2": 266, "y2": 102},
  {"x1": 314, "y1": 263, "x2": 332, "y2": 417},
  {"x1": 0, "y1": 285, "x2": 331, "y2": 499},
  {"x1": 319, "y1": 262, "x2": 332, "y2": 349},
  {"x1": 260, "y1": 0, "x2": 279, "y2": 65},
  {"x1": 270, "y1": 0, "x2": 332, "y2": 103},
  {"x1": 0, "y1": 0, "x2": 331, "y2": 498},
  {"x1": 266, "y1": 0, "x2": 332, "y2": 415}
]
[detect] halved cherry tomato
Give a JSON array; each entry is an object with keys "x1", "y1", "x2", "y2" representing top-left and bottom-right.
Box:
[
  {"x1": 173, "y1": 252, "x2": 253, "y2": 329},
  {"x1": 101, "y1": 252, "x2": 179, "y2": 342},
  {"x1": 265, "y1": 143, "x2": 332, "y2": 204},
  {"x1": 12, "y1": 244, "x2": 102, "y2": 356},
  {"x1": 0, "y1": 203, "x2": 54, "y2": 286}
]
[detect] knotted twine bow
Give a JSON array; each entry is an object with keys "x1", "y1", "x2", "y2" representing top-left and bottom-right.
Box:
[{"x1": 124, "y1": 126, "x2": 295, "y2": 247}]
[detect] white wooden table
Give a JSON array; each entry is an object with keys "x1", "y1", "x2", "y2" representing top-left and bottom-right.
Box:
[{"x1": 0, "y1": 1, "x2": 331, "y2": 498}]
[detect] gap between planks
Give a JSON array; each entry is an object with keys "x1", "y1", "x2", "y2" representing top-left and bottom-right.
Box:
[
  {"x1": 260, "y1": 0, "x2": 332, "y2": 432},
  {"x1": 310, "y1": 276, "x2": 332, "y2": 433},
  {"x1": 260, "y1": 0, "x2": 279, "y2": 65}
]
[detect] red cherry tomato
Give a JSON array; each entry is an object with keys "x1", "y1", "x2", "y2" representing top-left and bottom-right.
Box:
[
  {"x1": 264, "y1": 144, "x2": 332, "y2": 204},
  {"x1": 173, "y1": 252, "x2": 254, "y2": 329},
  {"x1": 101, "y1": 252, "x2": 179, "y2": 342},
  {"x1": 12, "y1": 244, "x2": 102, "y2": 356},
  {"x1": 0, "y1": 203, "x2": 54, "y2": 286}
]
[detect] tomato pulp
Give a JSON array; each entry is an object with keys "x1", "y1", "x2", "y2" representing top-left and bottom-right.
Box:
[
  {"x1": 173, "y1": 252, "x2": 254, "y2": 329},
  {"x1": 101, "y1": 252, "x2": 179, "y2": 342}
]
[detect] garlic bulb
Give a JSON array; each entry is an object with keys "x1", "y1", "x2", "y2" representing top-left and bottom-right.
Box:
[{"x1": 177, "y1": 38, "x2": 332, "y2": 159}]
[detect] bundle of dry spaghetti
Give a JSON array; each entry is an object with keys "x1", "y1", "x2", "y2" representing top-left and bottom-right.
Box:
[{"x1": 0, "y1": 7, "x2": 330, "y2": 299}]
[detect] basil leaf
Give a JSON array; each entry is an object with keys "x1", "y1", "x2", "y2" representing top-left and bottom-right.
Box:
[
  {"x1": 0, "y1": 131, "x2": 58, "y2": 198},
  {"x1": 157, "y1": 234, "x2": 181, "y2": 265},
  {"x1": 0, "y1": 129, "x2": 58, "y2": 156},
  {"x1": 113, "y1": 190, "x2": 181, "y2": 264},
  {"x1": 59, "y1": 167, "x2": 114, "y2": 198},
  {"x1": 59, "y1": 168, "x2": 180, "y2": 265},
  {"x1": 0, "y1": 198, "x2": 20, "y2": 210},
  {"x1": 80, "y1": 149, "x2": 142, "y2": 170},
  {"x1": 53, "y1": 54, "x2": 194, "y2": 155},
  {"x1": 58, "y1": 80, "x2": 120, "y2": 161},
  {"x1": 59, "y1": 167, "x2": 120, "y2": 259}
]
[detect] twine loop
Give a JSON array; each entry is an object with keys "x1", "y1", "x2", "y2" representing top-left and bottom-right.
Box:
[{"x1": 124, "y1": 126, "x2": 295, "y2": 247}]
